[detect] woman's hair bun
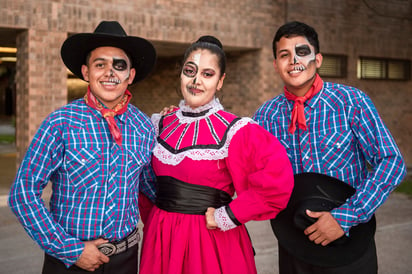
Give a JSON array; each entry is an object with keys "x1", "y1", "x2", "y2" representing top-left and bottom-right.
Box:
[{"x1": 196, "y1": 35, "x2": 223, "y2": 50}]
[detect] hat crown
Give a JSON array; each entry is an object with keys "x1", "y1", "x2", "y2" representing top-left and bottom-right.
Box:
[
  {"x1": 61, "y1": 20, "x2": 156, "y2": 84},
  {"x1": 93, "y1": 21, "x2": 127, "y2": 37}
]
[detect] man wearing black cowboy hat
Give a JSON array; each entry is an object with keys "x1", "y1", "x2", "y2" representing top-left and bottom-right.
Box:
[
  {"x1": 253, "y1": 21, "x2": 406, "y2": 273},
  {"x1": 9, "y1": 21, "x2": 157, "y2": 273}
]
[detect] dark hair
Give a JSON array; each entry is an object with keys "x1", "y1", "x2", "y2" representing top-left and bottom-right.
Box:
[
  {"x1": 181, "y1": 35, "x2": 226, "y2": 76},
  {"x1": 272, "y1": 21, "x2": 319, "y2": 59}
]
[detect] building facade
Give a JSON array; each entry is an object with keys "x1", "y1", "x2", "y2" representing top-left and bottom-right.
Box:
[{"x1": 0, "y1": 0, "x2": 411, "y2": 170}]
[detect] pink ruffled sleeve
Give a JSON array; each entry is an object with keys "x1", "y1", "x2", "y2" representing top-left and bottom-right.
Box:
[{"x1": 226, "y1": 123, "x2": 294, "y2": 223}]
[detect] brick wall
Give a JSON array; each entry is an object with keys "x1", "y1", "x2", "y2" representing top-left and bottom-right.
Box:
[
  {"x1": 283, "y1": 0, "x2": 412, "y2": 166},
  {"x1": 14, "y1": 29, "x2": 67, "y2": 160},
  {"x1": 0, "y1": 0, "x2": 411, "y2": 169}
]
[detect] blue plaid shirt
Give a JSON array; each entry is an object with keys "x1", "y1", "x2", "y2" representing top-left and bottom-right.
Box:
[
  {"x1": 9, "y1": 98, "x2": 156, "y2": 267},
  {"x1": 253, "y1": 81, "x2": 406, "y2": 234}
]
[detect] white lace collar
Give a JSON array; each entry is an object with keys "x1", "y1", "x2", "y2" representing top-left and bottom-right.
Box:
[{"x1": 176, "y1": 98, "x2": 224, "y2": 124}]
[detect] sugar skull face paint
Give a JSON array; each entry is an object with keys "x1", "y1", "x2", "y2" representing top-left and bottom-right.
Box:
[
  {"x1": 110, "y1": 58, "x2": 131, "y2": 82},
  {"x1": 81, "y1": 46, "x2": 136, "y2": 109},
  {"x1": 182, "y1": 61, "x2": 198, "y2": 78},
  {"x1": 107, "y1": 58, "x2": 130, "y2": 83},
  {"x1": 292, "y1": 43, "x2": 316, "y2": 70},
  {"x1": 180, "y1": 49, "x2": 225, "y2": 109},
  {"x1": 113, "y1": 58, "x2": 129, "y2": 77},
  {"x1": 112, "y1": 58, "x2": 128, "y2": 71},
  {"x1": 273, "y1": 36, "x2": 322, "y2": 96},
  {"x1": 182, "y1": 52, "x2": 202, "y2": 84}
]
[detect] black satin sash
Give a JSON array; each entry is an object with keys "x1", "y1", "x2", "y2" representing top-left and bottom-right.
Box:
[{"x1": 155, "y1": 176, "x2": 232, "y2": 215}]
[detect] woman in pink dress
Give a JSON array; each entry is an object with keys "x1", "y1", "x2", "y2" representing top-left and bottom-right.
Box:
[{"x1": 139, "y1": 36, "x2": 294, "y2": 274}]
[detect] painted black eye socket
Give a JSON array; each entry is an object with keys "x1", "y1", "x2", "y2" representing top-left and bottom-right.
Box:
[
  {"x1": 182, "y1": 66, "x2": 197, "y2": 78},
  {"x1": 295, "y1": 45, "x2": 312, "y2": 57},
  {"x1": 113, "y1": 59, "x2": 128, "y2": 71},
  {"x1": 182, "y1": 61, "x2": 199, "y2": 78}
]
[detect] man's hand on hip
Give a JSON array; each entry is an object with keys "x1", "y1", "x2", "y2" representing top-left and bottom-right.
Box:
[{"x1": 75, "y1": 238, "x2": 110, "y2": 271}]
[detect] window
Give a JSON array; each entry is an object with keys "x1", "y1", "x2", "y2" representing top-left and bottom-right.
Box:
[
  {"x1": 318, "y1": 54, "x2": 347, "y2": 78},
  {"x1": 357, "y1": 57, "x2": 410, "y2": 80}
]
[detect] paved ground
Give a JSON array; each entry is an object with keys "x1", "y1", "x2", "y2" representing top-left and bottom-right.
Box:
[{"x1": 1, "y1": 140, "x2": 411, "y2": 273}]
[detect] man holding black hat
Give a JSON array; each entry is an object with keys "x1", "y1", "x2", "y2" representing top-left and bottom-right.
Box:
[
  {"x1": 253, "y1": 21, "x2": 406, "y2": 273},
  {"x1": 9, "y1": 21, "x2": 157, "y2": 273}
]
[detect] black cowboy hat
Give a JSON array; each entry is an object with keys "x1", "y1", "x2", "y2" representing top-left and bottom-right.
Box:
[
  {"x1": 60, "y1": 21, "x2": 156, "y2": 84},
  {"x1": 271, "y1": 172, "x2": 376, "y2": 267}
]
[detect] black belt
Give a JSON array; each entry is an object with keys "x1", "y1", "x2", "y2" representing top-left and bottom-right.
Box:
[
  {"x1": 155, "y1": 176, "x2": 232, "y2": 215},
  {"x1": 97, "y1": 228, "x2": 139, "y2": 257},
  {"x1": 156, "y1": 176, "x2": 255, "y2": 256}
]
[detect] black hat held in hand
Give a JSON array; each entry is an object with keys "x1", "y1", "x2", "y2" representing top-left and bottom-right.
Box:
[
  {"x1": 271, "y1": 172, "x2": 376, "y2": 267},
  {"x1": 60, "y1": 21, "x2": 156, "y2": 84}
]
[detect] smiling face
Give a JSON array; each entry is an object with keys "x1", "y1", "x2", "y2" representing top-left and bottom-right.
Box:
[
  {"x1": 81, "y1": 46, "x2": 136, "y2": 109},
  {"x1": 274, "y1": 36, "x2": 322, "y2": 97},
  {"x1": 180, "y1": 49, "x2": 225, "y2": 109}
]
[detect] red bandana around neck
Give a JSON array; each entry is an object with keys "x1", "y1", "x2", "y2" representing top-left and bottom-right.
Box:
[
  {"x1": 84, "y1": 86, "x2": 132, "y2": 146},
  {"x1": 284, "y1": 74, "x2": 324, "y2": 134}
]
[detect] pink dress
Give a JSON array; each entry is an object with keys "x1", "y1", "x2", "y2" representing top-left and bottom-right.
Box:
[{"x1": 139, "y1": 99, "x2": 293, "y2": 274}]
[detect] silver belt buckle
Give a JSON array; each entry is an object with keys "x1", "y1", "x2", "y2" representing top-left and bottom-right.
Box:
[{"x1": 98, "y1": 242, "x2": 117, "y2": 256}]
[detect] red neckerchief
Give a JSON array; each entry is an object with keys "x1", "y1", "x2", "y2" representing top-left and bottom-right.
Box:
[
  {"x1": 84, "y1": 86, "x2": 132, "y2": 146},
  {"x1": 284, "y1": 74, "x2": 323, "y2": 134}
]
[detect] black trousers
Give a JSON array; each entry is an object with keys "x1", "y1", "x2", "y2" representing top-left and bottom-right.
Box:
[
  {"x1": 278, "y1": 239, "x2": 378, "y2": 274},
  {"x1": 42, "y1": 243, "x2": 138, "y2": 274}
]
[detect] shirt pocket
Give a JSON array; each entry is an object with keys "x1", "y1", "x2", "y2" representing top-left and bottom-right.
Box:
[
  {"x1": 320, "y1": 130, "x2": 354, "y2": 171},
  {"x1": 63, "y1": 147, "x2": 102, "y2": 189},
  {"x1": 125, "y1": 148, "x2": 147, "y2": 180}
]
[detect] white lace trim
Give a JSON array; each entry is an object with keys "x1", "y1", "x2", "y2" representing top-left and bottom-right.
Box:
[
  {"x1": 151, "y1": 113, "x2": 162, "y2": 135},
  {"x1": 151, "y1": 98, "x2": 224, "y2": 135},
  {"x1": 214, "y1": 206, "x2": 237, "y2": 231},
  {"x1": 153, "y1": 117, "x2": 254, "y2": 166},
  {"x1": 176, "y1": 98, "x2": 224, "y2": 124}
]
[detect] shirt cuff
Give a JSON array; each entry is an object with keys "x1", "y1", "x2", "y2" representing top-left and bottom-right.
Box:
[
  {"x1": 214, "y1": 206, "x2": 238, "y2": 231},
  {"x1": 331, "y1": 208, "x2": 356, "y2": 236}
]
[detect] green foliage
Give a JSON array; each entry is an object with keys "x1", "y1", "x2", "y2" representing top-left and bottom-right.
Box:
[
  {"x1": 395, "y1": 178, "x2": 412, "y2": 197},
  {"x1": 0, "y1": 134, "x2": 15, "y2": 143}
]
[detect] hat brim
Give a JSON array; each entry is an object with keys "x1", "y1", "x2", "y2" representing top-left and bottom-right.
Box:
[
  {"x1": 271, "y1": 172, "x2": 376, "y2": 267},
  {"x1": 61, "y1": 33, "x2": 156, "y2": 84}
]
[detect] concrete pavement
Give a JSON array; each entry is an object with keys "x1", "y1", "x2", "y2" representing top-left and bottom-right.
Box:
[{"x1": 1, "y1": 143, "x2": 411, "y2": 273}]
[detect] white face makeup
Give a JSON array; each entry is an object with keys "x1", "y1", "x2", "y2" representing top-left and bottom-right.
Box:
[
  {"x1": 274, "y1": 36, "x2": 322, "y2": 96},
  {"x1": 81, "y1": 46, "x2": 136, "y2": 109},
  {"x1": 192, "y1": 52, "x2": 201, "y2": 65},
  {"x1": 292, "y1": 43, "x2": 316, "y2": 72},
  {"x1": 182, "y1": 52, "x2": 202, "y2": 84},
  {"x1": 180, "y1": 49, "x2": 224, "y2": 109},
  {"x1": 105, "y1": 57, "x2": 131, "y2": 83}
]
